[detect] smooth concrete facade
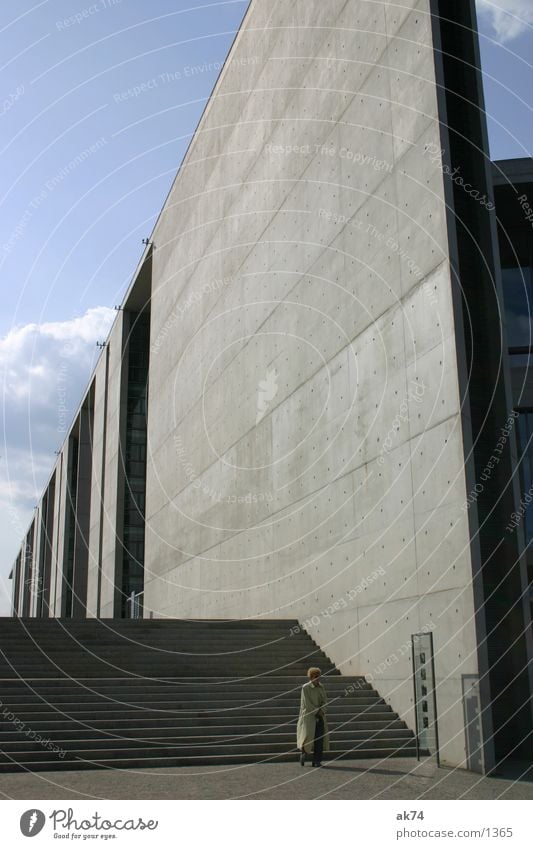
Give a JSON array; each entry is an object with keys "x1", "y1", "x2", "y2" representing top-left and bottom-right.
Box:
[
  {"x1": 144, "y1": 0, "x2": 479, "y2": 769},
  {"x1": 91, "y1": 312, "x2": 128, "y2": 619},
  {"x1": 9, "y1": 1, "x2": 532, "y2": 773}
]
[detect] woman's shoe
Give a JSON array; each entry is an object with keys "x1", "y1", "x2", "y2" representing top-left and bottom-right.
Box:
[{"x1": 300, "y1": 750, "x2": 306, "y2": 766}]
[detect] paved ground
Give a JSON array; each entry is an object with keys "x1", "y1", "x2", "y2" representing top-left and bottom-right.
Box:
[{"x1": 0, "y1": 757, "x2": 531, "y2": 800}]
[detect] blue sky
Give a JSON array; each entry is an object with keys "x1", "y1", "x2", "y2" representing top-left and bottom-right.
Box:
[{"x1": 0, "y1": 0, "x2": 532, "y2": 614}]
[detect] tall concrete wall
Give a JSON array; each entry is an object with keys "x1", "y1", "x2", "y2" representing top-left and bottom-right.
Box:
[
  {"x1": 87, "y1": 352, "x2": 109, "y2": 617},
  {"x1": 98, "y1": 315, "x2": 126, "y2": 618},
  {"x1": 47, "y1": 449, "x2": 63, "y2": 617},
  {"x1": 11, "y1": 552, "x2": 22, "y2": 617},
  {"x1": 30, "y1": 505, "x2": 42, "y2": 618},
  {"x1": 71, "y1": 404, "x2": 93, "y2": 617},
  {"x1": 143, "y1": 0, "x2": 480, "y2": 767}
]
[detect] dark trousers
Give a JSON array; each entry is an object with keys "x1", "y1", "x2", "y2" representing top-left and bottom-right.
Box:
[{"x1": 313, "y1": 715, "x2": 325, "y2": 763}]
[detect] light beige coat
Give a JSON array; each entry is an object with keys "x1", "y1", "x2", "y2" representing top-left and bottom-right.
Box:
[{"x1": 296, "y1": 681, "x2": 330, "y2": 752}]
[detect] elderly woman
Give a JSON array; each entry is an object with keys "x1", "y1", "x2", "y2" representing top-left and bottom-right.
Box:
[{"x1": 296, "y1": 666, "x2": 330, "y2": 767}]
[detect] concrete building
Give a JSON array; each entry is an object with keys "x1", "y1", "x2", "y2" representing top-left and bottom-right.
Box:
[{"x1": 8, "y1": 0, "x2": 532, "y2": 773}]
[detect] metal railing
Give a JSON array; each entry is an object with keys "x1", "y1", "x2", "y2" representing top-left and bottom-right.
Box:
[{"x1": 126, "y1": 590, "x2": 144, "y2": 619}]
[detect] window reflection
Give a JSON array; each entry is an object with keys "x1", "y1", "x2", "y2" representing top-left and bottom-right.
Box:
[
  {"x1": 502, "y1": 261, "x2": 533, "y2": 545},
  {"x1": 516, "y1": 413, "x2": 533, "y2": 544},
  {"x1": 501, "y1": 266, "x2": 533, "y2": 350}
]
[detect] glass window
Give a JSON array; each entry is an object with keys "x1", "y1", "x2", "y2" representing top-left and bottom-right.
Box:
[
  {"x1": 501, "y1": 266, "x2": 533, "y2": 349},
  {"x1": 516, "y1": 413, "x2": 533, "y2": 544}
]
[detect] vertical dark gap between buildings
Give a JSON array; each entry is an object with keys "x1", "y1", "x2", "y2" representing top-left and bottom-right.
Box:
[
  {"x1": 432, "y1": 0, "x2": 531, "y2": 764},
  {"x1": 116, "y1": 310, "x2": 150, "y2": 618},
  {"x1": 62, "y1": 435, "x2": 79, "y2": 617}
]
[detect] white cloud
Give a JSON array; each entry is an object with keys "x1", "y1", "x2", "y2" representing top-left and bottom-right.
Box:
[
  {"x1": 0, "y1": 448, "x2": 51, "y2": 513},
  {"x1": 0, "y1": 306, "x2": 115, "y2": 405},
  {"x1": 476, "y1": 0, "x2": 533, "y2": 43}
]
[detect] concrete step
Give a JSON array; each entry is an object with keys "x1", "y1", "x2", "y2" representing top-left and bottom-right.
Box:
[
  {"x1": 1, "y1": 618, "x2": 300, "y2": 627},
  {"x1": 0, "y1": 727, "x2": 416, "y2": 751},
  {"x1": 0, "y1": 663, "x2": 334, "y2": 681},
  {"x1": 0, "y1": 643, "x2": 323, "y2": 649},
  {"x1": 0, "y1": 712, "x2": 403, "y2": 734},
  {"x1": 0, "y1": 709, "x2": 399, "y2": 725},
  {"x1": 0, "y1": 649, "x2": 328, "y2": 660},
  {"x1": 0, "y1": 677, "x2": 370, "y2": 702},
  {"x1": 0, "y1": 690, "x2": 383, "y2": 705},
  {"x1": 0, "y1": 737, "x2": 417, "y2": 764},
  {"x1": 0, "y1": 668, "x2": 370, "y2": 687},
  {"x1": 0, "y1": 707, "x2": 394, "y2": 723},
  {"x1": 0, "y1": 718, "x2": 408, "y2": 741},
  {"x1": 0, "y1": 705, "x2": 385, "y2": 722},
  {"x1": 0, "y1": 689, "x2": 365, "y2": 703},
  {"x1": 0, "y1": 693, "x2": 379, "y2": 707},
  {"x1": 2, "y1": 631, "x2": 316, "y2": 654},
  {"x1": 0, "y1": 746, "x2": 418, "y2": 773},
  {"x1": 0, "y1": 677, "x2": 364, "y2": 691}
]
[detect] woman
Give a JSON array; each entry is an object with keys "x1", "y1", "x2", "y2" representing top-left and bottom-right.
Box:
[{"x1": 296, "y1": 666, "x2": 330, "y2": 767}]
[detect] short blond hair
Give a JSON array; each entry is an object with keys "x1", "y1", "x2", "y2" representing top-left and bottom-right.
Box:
[{"x1": 307, "y1": 667, "x2": 321, "y2": 679}]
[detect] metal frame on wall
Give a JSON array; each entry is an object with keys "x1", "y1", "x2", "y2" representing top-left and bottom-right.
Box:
[{"x1": 411, "y1": 631, "x2": 440, "y2": 765}]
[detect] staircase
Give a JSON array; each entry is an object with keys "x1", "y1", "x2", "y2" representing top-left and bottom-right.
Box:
[{"x1": 0, "y1": 618, "x2": 417, "y2": 772}]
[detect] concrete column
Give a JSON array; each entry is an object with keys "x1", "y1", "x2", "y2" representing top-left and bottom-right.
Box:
[
  {"x1": 41, "y1": 476, "x2": 56, "y2": 617},
  {"x1": 71, "y1": 404, "x2": 94, "y2": 618}
]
